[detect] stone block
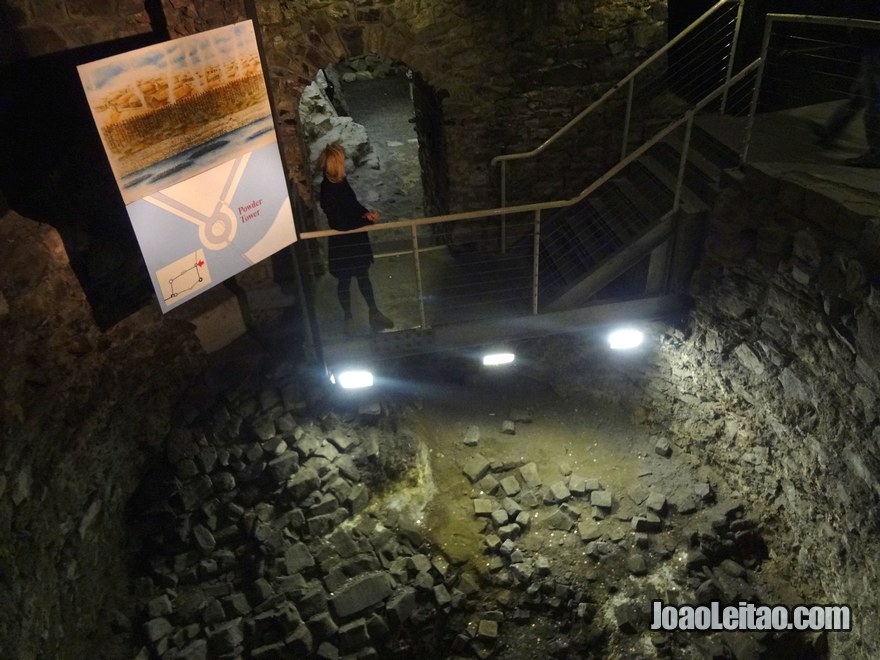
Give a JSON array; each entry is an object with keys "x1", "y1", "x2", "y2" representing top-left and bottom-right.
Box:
[
  {"x1": 632, "y1": 513, "x2": 662, "y2": 533},
  {"x1": 568, "y1": 474, "x2": 587, "y2": 496},
  {"x1": 193, "y1": 525, "x2": 216, "y2": 554},
  {"x1": 518, "y1": 462, "x2": 542, "y2": 487},
  {"x1": 583, "y1": 478, "x2": 601, "y2": 492},
  {"x1": 473, "y1": 497, "x2": 494, "y2": 517},
  {"x1": 337, "y1": 618, "x2": 369, "y2": 651},
  {"x1": 316, "y1": 642, "x2": 339, "y2": 659},
  {"x1": 577, "y1": 521, "x2": 601, "y2": 542},
  {"x1": 434, "y1": 584, "x2": 452, "y2": 607},
  {"x1": 501, "y1": 497, "x2": 522, "y2": 516},
  {"x1": 497, "y1": 523, "x2": 521, "y2": 540},
  {"x1": 336, "y1": 484, "x2": 365, "y2": 515},
  {"x1": 283, "y1": 623, "x2": 313, "y2": 654},
  {"x1": 484, "y1": 534, "x2": 501, "y2": 552},
  {"x1": 308, "y1": 611, "x2": 338, "y2": 639},
  {"x1": 267, "y1": 452, "x2": 299, "y2": 483},
  {"x1": 627, "y1": 554, "x2": 647, "y2": 575},
  {"x1": 295, "y1": 582, "x2": 329, "y2": 620},
  {"x1": 499, "y1": 476, "x2": 521, "y2": 497},
  {"x1": 207, "y1": 618, "x2": 244, "y2": 655},
  {"x1": 615, "y1": 601, "x2": 640, "y2": 634},
  {"x1": 646, "y1": 493, "x2": 667, "y2": 515},
  {"x1": 463, "y1": 454, "x2": 491, "y2": 483},
  {"x1": 143, "y1": 617, "x2": 172, "y2": 643},
  {"x1": 177, "y1": 639, "x2": 207, "y2": 660},
  {"x1": 545, "y1": 507, "x2": 576, "y2": 531},
  {"x1": 329, "y1": 572, "x2": 392, "y2": 618},
  {"x1": 288, "y1": 467, "x2": 320, "y2": 500},
  {"x1": 180, "y1": 475, "x2": 214, "y2": 511},
  {"x1": 327, "y1": 431, "x2": 357, "y2": 452},
  {"x1": 408, "y1": 554, "x2": 431, "y2": 573},
  {"x1": 478, "y1": 619, "x2": 498, "y2": 640},
  {"x1": 285, "y1": 542, "x2": 315, "y2": 574},
  {"x1": 544, "y1": 481, "x2": 571, "y2": 504},
  {"x1": 146, "y1": 595, "x2": 173, "y2": 619},
  {"x1": 654, "y1": 438, "x2": 672, "y2": 457},
  {"x1": 590, "y1": 490, "x2": 613, "y2": 509},
  {"x1": 386, "y1": 587, "x2": 417, "y2": 625},
  {"x1": 477, "y1": 473, "x2": 500, "y2": 494}
]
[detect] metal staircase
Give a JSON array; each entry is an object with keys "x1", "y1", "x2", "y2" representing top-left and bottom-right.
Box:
[
  {"x1": 300, "y1": 6, "x2": 880, "y2": 366},
  {"x1": 489, "y1": 0, "x2": 751, "y2": 314},
  {"x1": 537, "y1": 121, "x2": 742, "y2": 310}
]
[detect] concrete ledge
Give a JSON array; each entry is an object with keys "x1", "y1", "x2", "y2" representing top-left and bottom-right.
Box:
[{"x1": 167, "y1": 285, "x2": 246, "y2": 354}]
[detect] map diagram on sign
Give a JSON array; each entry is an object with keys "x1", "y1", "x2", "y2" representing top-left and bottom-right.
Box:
[
  {"x1": 126, "y1": 141, "x2": 296, "y2": 312},
  {"x1": 144, "y1": 152, "x2": 250, "y2": 251},
  {"x1": 158, "y1": 249, "x2": 211, "y2": 302}
]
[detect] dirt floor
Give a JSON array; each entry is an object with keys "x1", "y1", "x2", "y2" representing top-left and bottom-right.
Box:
[
  {"x1": 294, "y1": 74, "x2": 822, "y2": 658},
  {"x1": 324, "y1": 330, "x2": 821, "y2": 659}
]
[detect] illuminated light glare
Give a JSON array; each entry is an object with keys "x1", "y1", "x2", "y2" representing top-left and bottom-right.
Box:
[
  {"x1": 337, "y1": 370, "x2": 374, "y2": 389},
  {"x1": 483, "y1": 352, "x2": 515, "y2": 366},
  {"x1": 608, "y1": 328, "x2": 644, "y2": 350}
]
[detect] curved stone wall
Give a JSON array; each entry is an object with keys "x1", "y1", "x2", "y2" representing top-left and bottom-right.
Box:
[
  {"x1": 0, "y1": 211, "x2": 205, "y2": 659},
  {"x1": 640, "y1": 164, "x2": 880, "y2": 657}
]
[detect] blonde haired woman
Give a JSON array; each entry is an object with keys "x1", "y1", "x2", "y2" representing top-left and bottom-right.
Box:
[{"x1": 316, "y1": 142, "x2": 393, "y2": 335}]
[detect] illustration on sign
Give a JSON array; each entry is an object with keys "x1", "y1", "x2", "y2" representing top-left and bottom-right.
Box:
[{"x1": 78, "y1": 20, "x2": 296, "y2": 313}]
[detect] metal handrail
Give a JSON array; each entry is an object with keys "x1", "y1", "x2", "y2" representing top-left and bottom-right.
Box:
[
  {"x1": 301, "y1": 60, "x2": 760, "y2": 243},
  {"x1": 488, "y1": 0, "x2": 743, "y2": 254},
  {"x1": 489, "y1": 0, "x2": 741, "y2": 169},
  {"x1": 302, "y1": 60, "x2": 760, "y2": 328},
  {"x1": 741, "y1": 13, "x2": 880, "y2": 163},
  {"x1": 766, "y1": 14, "x2": 880, "y2": 31}
]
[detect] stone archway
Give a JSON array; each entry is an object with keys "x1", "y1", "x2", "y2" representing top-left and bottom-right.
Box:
[
  {"x1": 252, "y1": 0, "x2": 521, "y2": 229},
  {"x1": 255, "y1": 12, "x2": 461, "y2": 217},
  {"x1": 296, "y1": 55, "x2": 449, "y2": 228}
]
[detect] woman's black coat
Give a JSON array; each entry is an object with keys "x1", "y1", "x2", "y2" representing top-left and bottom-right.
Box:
[{"x1": 320, "y1": 177, "x2": 374, "y2": 279}]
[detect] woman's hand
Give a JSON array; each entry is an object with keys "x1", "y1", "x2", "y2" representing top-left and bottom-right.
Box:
[{"x1": 364, "y1": 210, "x2": 380, "y2": 223}]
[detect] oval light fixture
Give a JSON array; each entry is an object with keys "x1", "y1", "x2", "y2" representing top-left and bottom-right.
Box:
[
  {"x1": 337, "y1": 369, "x2": 374, "y2": 389},
  {"x1": 482, "y1": 352, "x2": 515, "y2": 366},
  {"x1": 608, "y1": 328, "x2": 644, "y2": 350}
]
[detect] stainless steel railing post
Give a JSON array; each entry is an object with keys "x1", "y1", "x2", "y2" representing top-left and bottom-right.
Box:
[
  {"x1": 621, "y1": 78, "x2": 635, "y2": 161},
  {"x1": 411, "y1": 224, "x2": 427, "y2": 328},
  {"x1": 720, "y1": 0, "x2": 745, "y2": 114},
  {"x1": 673, "y1": 111, "x2": 695, "y2": 213},
  {"x1": 500, "y1": 159, "x2": 508, "y2": 255},
  {"x1": 532, "y1": 210, "x2": 541, "y2": 315},
  {"x1": 743, "y1": 20, "x2": 773, "y2": 164}
]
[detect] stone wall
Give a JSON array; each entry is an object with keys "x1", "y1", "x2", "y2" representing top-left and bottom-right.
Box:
[
  {"x1": 4, "y1": 0, "x2": 670, "y2": 248},
  {"x1": 0, "y1": 211, "x2": 205, "y2": 659},
  {"x1": 1, "y1": 0, "x2": 157, "y2": 56},
  {"x1": 253, "y1": 0, "x2": 668, "y2": 214},
  {"x1": 639, "y1": 165, "x2": 880, "y2": 657}
]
